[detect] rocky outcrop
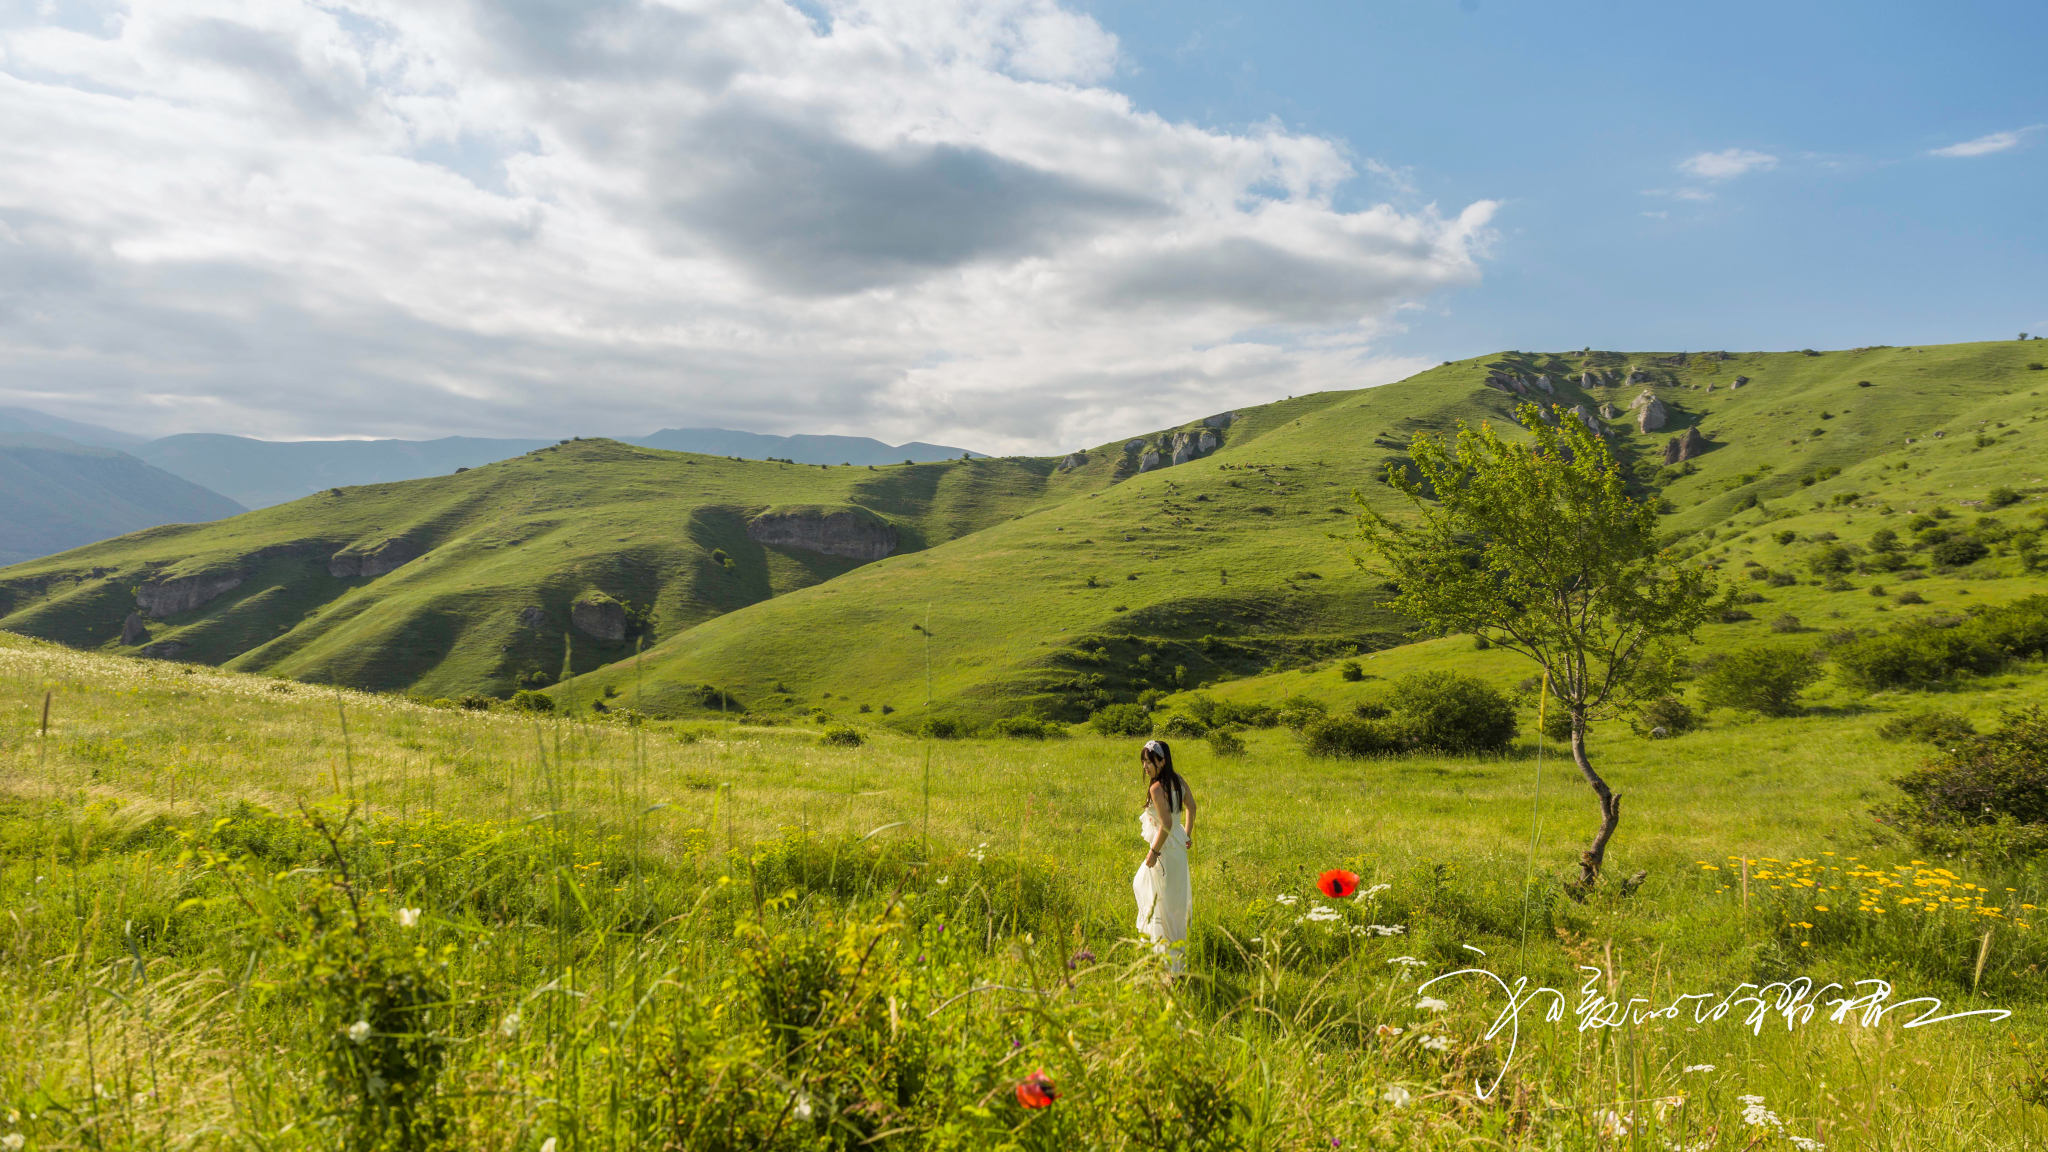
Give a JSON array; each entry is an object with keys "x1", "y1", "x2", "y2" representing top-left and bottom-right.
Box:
[
  {"x1": 1628, "y1": 390, "x2": 1671, "y2": 433},
  {"x1": 1731, "y1": 375, "x2": 1749, "y2": 388},
  {"x1": 1170, "y1": 436, "x2": 1196, "y2": 466},
  {"x1": 136, "y1": 570, "x2": 246, "y2": 619},
  {"x1": 1057, "y1": 452, "x2": 1087, "y2": 472},
  {"x1": 1580, "y1": 370, "x2": 1606, "y2": 388},
  {"x1": 1624, "y1": 368, "x2": 1646, "y2": 386},
  {"x1": 1661, "y1": 427, "x2": 1710, "y2": 465},
  {"x1": 517, "y1": 606, "x2": 549, "y2": 630},
  {"x1": 1568, "y1": 404, "x2": 1604, "y2": 433},
  {"x1": 330, "y1": 538, "x2": 423, "y2": 578},
  {"x1": 1198, "y1": 430, "x2": 1219, "y2": 453},
  {"x1": 746, "y1": 509, "x2": 900, "y2": 561},
  {"x1": 571, "y1": 596, "x2": 627, "y2": 642},
  {"x1": 1124, "y1": 439, "x2": 1146, "y2": 453},
  {"x1": 1136, "y1": 449, "x2": 1163, "y2": 473},
  {"x1": 1533, "y1": 374, "x2": 1555, "y2": 394},
  {"x1": 1202, "y1": 411, "x2": 1237, "y2": 429},
  {"x1": 1598, "y1": 403, "x2": 1619, "y2": 420},
  {"x1": 120, "y1": 612, "x2": 148, "y2": 646}
]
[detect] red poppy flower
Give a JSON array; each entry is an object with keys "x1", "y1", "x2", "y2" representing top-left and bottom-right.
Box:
[
  {"x1": 1318, "y1": 869, "x2": 1360, "y2": 899},
  {"x1": 1015, "y1": 1069, "x2": 1057, "y2": 1109}
]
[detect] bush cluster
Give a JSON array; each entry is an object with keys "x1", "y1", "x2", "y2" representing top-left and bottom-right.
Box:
[
  {"x1": 1832, "y1": 595, "x2": 2048, "y2": 689},
  {"x1": 1878, "y1": 706, "x2": 2048, "y2": 857},
  {"x1": 1695, "y1": 645, "x2": 1823, "y2": 716},
  {"x1": 1301, "y1": 671, "x2": 1517, "y2": 758}
]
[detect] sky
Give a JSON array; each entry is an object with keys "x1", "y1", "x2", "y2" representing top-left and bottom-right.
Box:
[{"x1": 0, "y1": 1, "x2": 2041, "y2": 454}]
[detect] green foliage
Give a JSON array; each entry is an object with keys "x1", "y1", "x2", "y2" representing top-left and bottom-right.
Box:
[
  {"x1": 820, "y1": 725, "x2": 864, "y2": 747},
  {"x1": 1089, "y1": 703, "x2": 1154, "y2": 737},
  {"x1": 1338, "y1": 660, "x2": 1364, "y2": 682},
  {"x1": 1876, "y1": 710, "x2": 1977, "y2": 745},
  {"x1": 1204, "y1": 727, "x2": 1246, "y2": 757},
  {"x1": 1274, "y1": 694, "x2": 1328, "y2": 731},
  {"x1": 1989, "y1": 486, "x2": 2023, "y2": 509},
  {"x1": 1302, "y1": 714, "x2": 1404, "y2": 758},
  {"x1": 918, "y1": 716, "x2": 963, "y2": 739},
  {"x1": 509, "y1": 689, "x2": 554, "y2": 713},
  {"x1": 983, "y1": 716, "x2": 1067, "y2": 739},
  {"x1": 1384, "y1": 670, "x2": 1518, "y2": 754},
  {"x1": 1932, "y1": 537, "x2": 1989, "y2": 567},
  {"x1": 1833, "y1": 598, "x2": 2048, "y2": 689},
  {"x1": 1695, "y1": 644, "x2": 1823, "y2": 716},
  {"x1": 1808, "y1": 544, "x2": 1856, "y2": 576},
  {"x1": 1633, "y1": 696, "x2": 1699, "y2": 737},
  {"x1": 1879, "y1": 706, "x2": 2048, "y2": 856},
  {"x1": 1159, "y1": 712, "x2": 1208, "y2": 738}
]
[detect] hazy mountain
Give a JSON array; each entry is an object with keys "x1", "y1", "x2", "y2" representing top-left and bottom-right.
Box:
[
  {"x1": 131, "y1": 434, "x2": 555, "y2": 509},
  {"x1": 0, "y1": 416, "x2": 245, "y2": 566},
  {"x1": 0, "y1": 406, "x2": 148, "y2": 449},
  {"x1": 627, "y1": 428, "x2": 981, "y2": 465}
]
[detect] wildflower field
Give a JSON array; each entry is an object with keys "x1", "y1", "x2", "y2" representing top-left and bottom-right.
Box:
[{"x1": 2, "y1": 635, "x2": 2045, "y2": 1150}]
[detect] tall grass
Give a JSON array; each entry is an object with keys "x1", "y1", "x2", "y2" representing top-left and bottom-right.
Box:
[{"x1": 2, "y1": 638, "x2": 2044, "y2": 1149}]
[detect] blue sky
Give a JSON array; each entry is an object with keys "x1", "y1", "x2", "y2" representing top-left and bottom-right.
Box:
[
  {"x1": 0, "y1": 1, "x2": 2040, "y2": 450},
  {"x1": 1088, "y1": 0, "x2": 2048, "y2": 357}
]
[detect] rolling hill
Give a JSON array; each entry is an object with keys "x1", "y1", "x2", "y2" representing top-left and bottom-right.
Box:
[
  {"x1": 4, "y1": 339, "x2": 2043, "y2": 717},
  {"x1": 0, "y1": 440, "x2": 1108, "y2": 697}
]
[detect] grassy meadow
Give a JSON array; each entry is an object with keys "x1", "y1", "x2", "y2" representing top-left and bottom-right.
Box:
[{"x1": 4, "y1": 632, "x2": 2045, "y2": 1150}]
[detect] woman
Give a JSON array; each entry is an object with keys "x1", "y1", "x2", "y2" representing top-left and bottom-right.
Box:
[{"x1": 1132, "y1": 739, "x2": 1196, "y2": 970}]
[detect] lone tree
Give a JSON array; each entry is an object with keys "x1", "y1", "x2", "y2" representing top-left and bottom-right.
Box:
[{"x1": 1350, "y1": 402, "x2": 1723, "y2": 888}]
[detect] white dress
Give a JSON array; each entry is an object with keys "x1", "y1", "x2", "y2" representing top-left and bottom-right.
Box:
[{"x1": 1132, "y1": 796, "x2": 1191, "y2": 968}]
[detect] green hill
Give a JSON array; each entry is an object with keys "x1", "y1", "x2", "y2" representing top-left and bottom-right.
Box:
[
  {"x1": 547, "y1": 340, "x2": 2048, "y2": 724},
  {"x1": 5, "y1": 340, "x2": 2044, "y2": 715},
  {"x1": 0, "y1": 440, "x2": 1109, "y2": 696}
]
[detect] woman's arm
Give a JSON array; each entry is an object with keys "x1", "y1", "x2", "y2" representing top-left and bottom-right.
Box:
[{"x1": 1183, "y1": 787, "x2": 1196, "y2": 848}]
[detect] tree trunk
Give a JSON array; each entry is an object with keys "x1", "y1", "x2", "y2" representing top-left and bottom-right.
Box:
[{"x1": 1569, "y1": 710, "x2": 1621, "y2": 888}]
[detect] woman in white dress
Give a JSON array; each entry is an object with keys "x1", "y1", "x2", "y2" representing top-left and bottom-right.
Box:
[{"x1": 1132, "y1": 739, "x2": 1196, "y2": 970}]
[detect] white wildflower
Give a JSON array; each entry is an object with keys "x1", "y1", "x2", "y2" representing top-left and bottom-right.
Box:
[
  {"x1": 1382, "y1": 1084, "x2": 1412, "y2": 1109},
  {"x1": 1362, "y1": 883, "x2": 1391, "y2": 898},
  {"x1": 1302, "y1": 905, "x2": 1343, "y2": 923},
  {"x1": 792, "y1": 1093, "x2": 814, "y2": 1121},
  {"x1": 970, "y1": 842, "x2": 989, "y2": 862},
  {"x1": 1683, "y1": 1064, "x2": 1715, "y2": 1074},
  {"x1": 499, "y1": 1012, "x2": 521, "y2": 1038},
  {"x1": 1596, "y1": 1109, "x2": 1632, "y2": 1137},
  {"x1": 1274, "y1": 893, "x2": 1299, "y2": 906},
  {"x1": 1368, "y1": 924, "x2": 1406, "y2": 936},
  {"x1": 2, "y1": 1134, "x2": 23, "y2": 1151},
  {"x1": 1388, "y1": 956, "x2": 1427, "y2": 968},
  {"x1": 1415, "y1": 997, "x2": 1448, "y2": 1012},
  {"x1": 396, "y1": 908, "x2": 421, "y2": 928},
  {"x1": 1738, "y1": 1094, "x2": 1782, "y2": 1129},
  {"x1": 540, "y1": 1139, "x2": 558, "y2": 1152},
  {"x1": 1420, "y1": 1034, "x2": 1449, "y2": 1052},
  {"x1": 346, "y1": 1021, "x2": 371, "y2": 1044}
]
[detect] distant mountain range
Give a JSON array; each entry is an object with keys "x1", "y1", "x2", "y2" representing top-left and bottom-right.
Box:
[{"x1": 0, "y1": 407, "x2": 985, "y2": 563}]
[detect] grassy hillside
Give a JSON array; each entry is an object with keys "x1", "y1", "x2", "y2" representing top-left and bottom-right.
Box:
[
  {"x1": 0, "y1": 440, "x2": 1111, "y2": 697},
  {"x1": 6, "y1": 340, "x2": 2043, "y2": 718},
  {"x1": 551, "y1": 340, "x2": 2048, "y2": 725},
  {"x1": 3, "y1": 630, "x2": 2042, "y2": 1149}
]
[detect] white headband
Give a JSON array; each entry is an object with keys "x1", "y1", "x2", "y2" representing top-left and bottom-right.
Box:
[{"x1": 1143, "y1": 740, "x2": 1165, "y2": 756}]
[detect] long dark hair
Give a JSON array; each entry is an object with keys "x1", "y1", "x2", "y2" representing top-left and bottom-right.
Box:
[{"x1": 1141, "y1": 739, "x2": 1185, "y2": 812}]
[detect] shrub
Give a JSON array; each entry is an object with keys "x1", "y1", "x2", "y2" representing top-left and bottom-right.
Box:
[
  {"x1": 1808, "y1": 544, "x2": 1856, "y2": 576},
  {"x1": 1090, "y1": 704, "x2": 1154, "y2": 737},
  {"x1": 1773, "y1": 530, "x2": 1798, "y2": 545},
  {"x1": 1695, "y1": 645, "x2": 1823, "y2": 716},
  {"x1": 1720, "y1": 608, "x2": 1754, "y2": 623},
  {"x1": 1275, "y1": 695, "x2": 1328, "y2": 731},
  {"x1": 1876, "y1": 711, "x2": 1977, "y2": 745},
  {"x1": 509, "y1": 689, "x2": 554, "y2": 713},
  {"x1": 1831, "y1": 621, "x2": 2006, "y2": 690},
  {"x1": 1159, "y1": 713, "x2": 1208, "y2": 738},
  {"x1": 1988, "y1": 486, "x2": 2023, "y2": 509},
  {"x1": 1895, "y1": 590, "x2": 1927, "y2": 605},
  {"x1": 918, "y1": 716, "x2": 962, "y2": 739},
  {"x1": 457, "y1": 694, "x2": 494, "y2": 711},
  {"x1": 1540, "y1": 708, "x2": 1574, "y2": 742},
  {"x1": 820, "y1": 726, "x2": 864, "y2": 747},
  {"x1": 1386, "y1": 671, "x2": 1518, "y2": 754},
  {"x1": 1303, "y1": 715, "x2": 1403, "y2": 758},
  {"x1": 1472, "y1": 634, "x2": 1491, "y2": 650},
  {"x1": 1869, "y1": 527, "x2": 1899, "y2": 551},
  {"x1": 1767, "y1": 572, "x2": 1797, "y2": 587},
  {"x1": 984, "y1": 716, "x2": 1065, "y2": 739},
  {"x1": 1931, "y1": 538, "x2": 1989, "y2": 567},
  {"x1": 1633, "y1": 696, "x2": 1699, "y2": 737},
  {"x1": 1877, "y1": 706, "x2": 2048, "y2": 854},
  {"x1": 1206, "y1": 728, "x2": 1247, "y2": 757},
  {"x1": 1339, "y1": 660, "x2": 1364, "y2": 682},
  {"x1": 1736, "y1": 591, "x2": 1767, "y2": 604},
  {"x1": 1771, "y1": 614, "x2": 1802, "y2": 633}
]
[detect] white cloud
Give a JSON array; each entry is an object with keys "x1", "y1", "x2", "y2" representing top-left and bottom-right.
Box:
[
  {"x1": 1929, "y1": 126, "x2": 2043, "y2": 158},
  {"x1": 1677, "y1": 148, "x2": 1777, "y2": 181},
  {"x1": 0, "y1": 0, "x2": 1494, "y2": 453}
]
